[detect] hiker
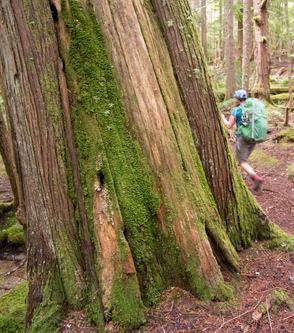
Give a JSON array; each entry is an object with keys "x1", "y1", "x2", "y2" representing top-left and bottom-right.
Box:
[{"x1": 221, "y1": 89, "x2": 263, "y2": 190}]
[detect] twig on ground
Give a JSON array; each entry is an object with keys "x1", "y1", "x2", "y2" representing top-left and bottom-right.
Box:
[
  {"x1": 266, "y1": 296, "x2": 273, "y2": 333},
  {"x1": 164, "y1": 301, "x2": 174, "y2": 317},
  {"x1": 4, "y1": 259, "x2": 26, "y2": 277},
  {"x1": 213, "y1": 297, "x2": 263, "y2": 333},
  {"x1": 283, "y1": 313, "x2": 294, "y2": 322},
  {"x1": 263, "y1": 188, "x2": 280, "y2": 194}
]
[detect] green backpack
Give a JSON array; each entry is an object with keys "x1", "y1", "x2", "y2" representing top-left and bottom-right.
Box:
[{"x1": 239, "y1": 98, "x2": 268, "y2": 143}]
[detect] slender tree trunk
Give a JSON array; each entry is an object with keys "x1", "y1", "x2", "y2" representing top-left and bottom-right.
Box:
[
  {"x1": 238, "y1": 0, "x2": 244, "y2": 71},
  {"x1": 242, "y1": 0, "x2": 253, "y2": 92},
  {"x1": 225, "y1": 0, "x2": 236, "y2": 99},
  {"x1": 284, "y1": 0, "x2": 293, "y2": 126},
  {"x1": 252, "y1": 0, "x2": 271, "y2": 102},
  {"x1": 201, "y1": 0, "x2": 207, "y2": 58},
  {"x1": 219, "y1": 0, "x2": 223, "y2": 61}
]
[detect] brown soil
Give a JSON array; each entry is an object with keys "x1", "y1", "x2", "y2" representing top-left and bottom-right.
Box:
[{"x1": 1, "y1": 114, "x2": 294, "y2": 333}]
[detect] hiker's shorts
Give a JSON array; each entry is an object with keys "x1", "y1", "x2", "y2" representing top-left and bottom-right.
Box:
[{"x1": 236, "y1": 136, "x2": 256, "y2": 164}]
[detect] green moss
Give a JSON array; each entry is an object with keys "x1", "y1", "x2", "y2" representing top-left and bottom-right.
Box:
[
  {"x1": 0, "y1": 212, "x2": 25, "y2": 246},
  {"x1": 28, "y1": 273, "x2": 66, "y2": 333},
  {"x1": 271, "y1": 93, "x2": 292, "y2": 103},
  {"x1": 253, "y1": 16, "x2": 261, "y2": 25},
  {"x1": 276, "y1": 127, "x2": 294, "y2": 143},
  {"x1": 261, "y1": 36, "x2": 267, "y2": 43},
  {"x1": 249, "y1": 150, "x2": 280, "y2": 168},
  {"x1": 0, "y1": 282, "x2": 27, "y2": 333},
  {"x1": 108, "y1": 271, "x2": 145, "y2": 330}
]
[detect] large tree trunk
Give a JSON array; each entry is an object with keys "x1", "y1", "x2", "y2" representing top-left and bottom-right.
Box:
[
  {"x1": 0, "y1": 1, "x2": 106, "y2": 331},
  {"x1": 252, "y1": 0, "x2": 271, "y2": 102},
  {"x1": 224, "y1": 0, "x2": 236, "y2": 99},
  {"x1": 0, "y1": 0, "x2": 287, "y2": 332},
  {"x1": 242, "y1": 0, "x2": 253, "y2": 92}
]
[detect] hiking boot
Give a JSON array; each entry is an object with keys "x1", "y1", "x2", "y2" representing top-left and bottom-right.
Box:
[{"x1": 253, "y1": 178, "x2": 263, "y2": 191}]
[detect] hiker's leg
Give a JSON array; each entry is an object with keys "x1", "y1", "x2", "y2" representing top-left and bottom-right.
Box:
[
  {"x1": 236, "y1": 138, "x2": 262, "y2": 189},
  {"x1": 239, "y1": 162, "x2": 255, "y2": 175}
]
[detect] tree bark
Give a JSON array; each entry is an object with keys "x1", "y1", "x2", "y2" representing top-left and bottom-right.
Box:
[
  {"x1": 242, "y1": 0, "x2": 253, "y2": 92},
  {"x1": 252, "y1": 0, "x2": 271, "y2": 102},
  {"x1": 225, "y1": 0, "x2": 236, "y2": 100},
  {"x1": 0, "y1": 1, "x2": 105, "y2": 330},
  {"x1": 284, "y1": 0, "x2": 293, "y2": 126}
]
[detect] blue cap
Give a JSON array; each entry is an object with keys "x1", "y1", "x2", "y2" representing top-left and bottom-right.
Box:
[{"x1": 233, "y1": 89, "x2": 247, "y2": 99}]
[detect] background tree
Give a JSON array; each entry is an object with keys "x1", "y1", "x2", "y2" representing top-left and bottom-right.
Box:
[
  {"x1": 284, "y1": 0, "x2": 293, "y2": 126},
  {"x1": 252, "y1": 0, "x2": 271, "y2": 101},
  {"x1": 242, "y1": 0, "x2": 253, "y2": 92},
  {"x1": 225, "y1": 0, "x2": 236, "y2": 99},
  {"x1": 219, "y1": 0, "x2": 224, "y2": 61},
  {"x1": 237, "y1": 0, "x2": 244, "y2": 71}
]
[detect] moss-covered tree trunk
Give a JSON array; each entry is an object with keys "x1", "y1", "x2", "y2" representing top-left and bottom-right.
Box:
[
  {"x1": 0, "y1": 0, "x2": 288, "y2": 332},
  {"x1": 252, "y1": 0, "x2": 271, "y2": 102}
]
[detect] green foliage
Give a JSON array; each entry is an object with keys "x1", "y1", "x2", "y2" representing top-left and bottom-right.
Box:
[
  {"x1": 281, "y1": 239, "x2": 294, "y2": 250},
  {"x1": 219, "y1": 98, "x2": 236, "y2": 110},
  {"x1": 286, "y1": 162, "x2": 294, "y2": 181},
  {"x1": 0, "y1": 282, "x2": 27, "y2": 333},
  {"x1": 270, "y1": 76, "x2": 279, "y2": 84},
  {"x1": 280, "y1": 78, "x2": 294, "y2": 87}
]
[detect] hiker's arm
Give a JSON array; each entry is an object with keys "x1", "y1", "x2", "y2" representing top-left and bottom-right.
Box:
[{"x1": 221, "y1": 114, "x2": 236, "y2": 129}]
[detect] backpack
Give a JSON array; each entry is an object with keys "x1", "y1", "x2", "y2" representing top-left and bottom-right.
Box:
[{"x1": 238, "y1": 98, "x2": 268, "y2": 143}]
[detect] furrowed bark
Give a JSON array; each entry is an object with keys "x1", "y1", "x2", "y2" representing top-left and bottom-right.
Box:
[{"x1": 0, "y1": 1, "x2": 104, "y2": 331}]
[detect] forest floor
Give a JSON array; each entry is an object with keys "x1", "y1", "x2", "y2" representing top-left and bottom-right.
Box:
[{"x1": 1, "y1": 109, "x2": 294, "y2": 332}]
